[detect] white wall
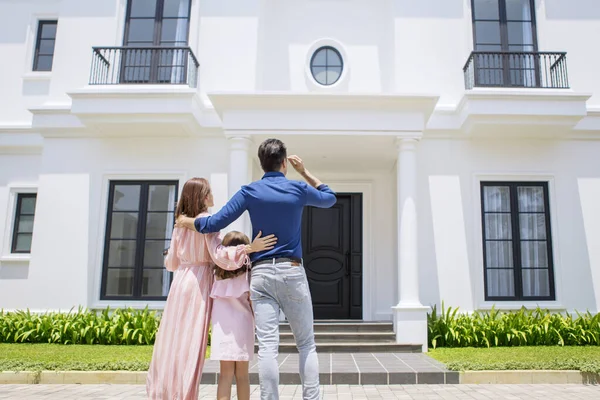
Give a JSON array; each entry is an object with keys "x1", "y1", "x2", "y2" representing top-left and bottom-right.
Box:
[
  {"x1": 0, "y1": 135, "x2": 231, "y2": 310},
  {"x1": 419, "y1": 137, "x2": 600, "y2": 313},
  {"x1": 3, "y1": 0, "x2": 599, "y2": 122},
  {"x1": 0, "y1": 153, "x2": 42, "y2": 307}
]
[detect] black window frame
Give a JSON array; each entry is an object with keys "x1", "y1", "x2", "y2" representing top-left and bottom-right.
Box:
[
  {"x1": 480, "y1": 181, "x2": 556, "y2": 301},
  {"x1": 310, "y1": 46, "x2": 344, "y2": 86},
  {"x1": 471, "y1": 0, "x2": 539, "y2": 52},
  {"x1": 101, "y1": 180, "x2": 179, "y2": 301},
  {"x1": 33, "y1": 20, "x2": 58, "y2": 72},
  {"x1": 470, "y1": 0, "x2": 540, "y2": 87},
  {"x1": 121, "y1": 0, "x2": 192, "y2": 84},
  {"x1": 11, "y1": 193, "x2": 37, "y2": 254}
]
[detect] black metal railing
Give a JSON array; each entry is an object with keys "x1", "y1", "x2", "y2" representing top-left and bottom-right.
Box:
[
  {"x1": 464, "y1": 51, "x2": 569, "y2": 90},
  {"x1": 90, "y1": 46, "x2": 199, "y2": 88}
]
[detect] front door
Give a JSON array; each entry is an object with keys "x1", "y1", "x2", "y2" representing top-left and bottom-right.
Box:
[{"x1": 301, "y1": 193, "x2": 362, "y2": 319}]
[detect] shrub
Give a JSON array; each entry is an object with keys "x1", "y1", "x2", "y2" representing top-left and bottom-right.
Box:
[
  {"x1": 0, "y1": 307, "x2": 160, "y2": 345},
  {"x1": 428, "y1": 303, "x2": 600, "y2": 348}
]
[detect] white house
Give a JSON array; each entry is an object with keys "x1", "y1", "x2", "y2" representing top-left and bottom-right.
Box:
[{"x1": 1, "y1": 0, "x2": 600, "y2": 351}]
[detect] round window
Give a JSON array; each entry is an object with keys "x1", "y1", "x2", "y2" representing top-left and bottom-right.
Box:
[{"x1": 310, "y1": 46, "x2": 343, "y2": 86}]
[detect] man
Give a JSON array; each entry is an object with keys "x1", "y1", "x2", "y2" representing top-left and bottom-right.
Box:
[{"x1": 176, "y1": 138, "x2": 336, "y2": 400}]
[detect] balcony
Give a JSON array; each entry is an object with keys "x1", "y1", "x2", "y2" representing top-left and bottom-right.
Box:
[
  {"x1": 464, "y1": 51, "x2": 569, "y2": 90},
  {"x1": 89, "y1": 46, "x2": 199, "y2": 88}
]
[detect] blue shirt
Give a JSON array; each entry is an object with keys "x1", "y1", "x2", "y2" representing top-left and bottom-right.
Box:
[{"x1": 195, "y1": 172, "x2": 337, "y2": 262}]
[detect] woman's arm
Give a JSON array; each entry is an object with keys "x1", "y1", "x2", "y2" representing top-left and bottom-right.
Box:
[
  {"x1": 164, "y1": 228, "x2": 181, "y2": 272},
  {"x1": 206, "y1": 231, "x2": 277, "y2": 271}
]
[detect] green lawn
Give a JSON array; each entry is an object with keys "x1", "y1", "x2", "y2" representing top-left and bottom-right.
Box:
[
  {"x1": 0, "y1": 344, "x2": 154, "y2": 371},
  {"x1": 429, "y1": 346, "x2": 600, "y2": 373},
  {"x1": 0, "y1": 343, "x2": 212, "y2": 372}
]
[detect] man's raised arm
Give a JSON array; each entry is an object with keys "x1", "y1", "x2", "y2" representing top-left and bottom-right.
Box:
[{"x1": 288, "y1": 155, "x2": 336, "y2": 208}]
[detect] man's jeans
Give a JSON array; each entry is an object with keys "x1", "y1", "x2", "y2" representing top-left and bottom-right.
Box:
[{"x1": 250, "y1": 261, "x2": 319, "y2": 400}]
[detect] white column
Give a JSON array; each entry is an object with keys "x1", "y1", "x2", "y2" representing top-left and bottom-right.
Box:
[
  {"x1": 392, "y1": 136, "x2": 429, "y2": 352},
  {"x1": 227, "y1": 135, "x2": 252, "y2": 236}
]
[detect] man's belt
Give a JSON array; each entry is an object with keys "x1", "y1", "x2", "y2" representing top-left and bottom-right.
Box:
[{"x1": 252, "y1": 257, "x2": 302, "y2": 267}]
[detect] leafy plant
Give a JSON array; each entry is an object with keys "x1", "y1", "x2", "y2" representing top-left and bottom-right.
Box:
[
  {"x1": 0, "y1": 307, "x2": 162, "y2": 345},
  {"x1": 428, "y1": 303, "x2": 600, "y2": 348}
]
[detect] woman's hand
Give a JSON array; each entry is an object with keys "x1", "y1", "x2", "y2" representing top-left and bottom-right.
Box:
[{"x1": 245, "y1": 231, "x2": 277, "y2": 254}]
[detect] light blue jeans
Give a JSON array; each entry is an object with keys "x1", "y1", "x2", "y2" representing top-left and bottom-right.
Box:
[{"x1": 250, "y1": 261, "x2": 320, "y2": 400}]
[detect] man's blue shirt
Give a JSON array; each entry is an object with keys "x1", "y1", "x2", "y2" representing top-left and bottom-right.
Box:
[{"x1": 195, "y1": 172, "x2": 337, "y2": 262}]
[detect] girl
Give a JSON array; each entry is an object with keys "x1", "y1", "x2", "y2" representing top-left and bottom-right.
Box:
[
  {"x1": 210, "y1": 231, "x2": 255, "y2": 400},
  {"x1": 146, "y1": 178, "x2": 276, "y2": 400}
]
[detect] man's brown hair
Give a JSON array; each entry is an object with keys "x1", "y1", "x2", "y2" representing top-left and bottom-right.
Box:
[{"x1": 213, "y1": 231, "x2": 250, "y2": 280}]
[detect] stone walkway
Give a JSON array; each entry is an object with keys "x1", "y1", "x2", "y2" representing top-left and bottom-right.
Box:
[{"x1": 1, "y1": 384, "x2": 600, "y2": 399}]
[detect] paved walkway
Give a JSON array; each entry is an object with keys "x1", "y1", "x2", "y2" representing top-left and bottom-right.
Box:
[
  {"x1": 1, "y1": 384, "x2": 600, "y2": 399},
  {"x1": 201, "y1": 353, "x2": 457, "y2": 385}
]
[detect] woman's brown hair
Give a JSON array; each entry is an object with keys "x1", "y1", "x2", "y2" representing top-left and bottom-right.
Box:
[
  {"x1": 214, "y1": 231, "x2": 250, "y2": 280},
  {"x1": 175, "y1": 177, "x2": 211, "y2": 219}
]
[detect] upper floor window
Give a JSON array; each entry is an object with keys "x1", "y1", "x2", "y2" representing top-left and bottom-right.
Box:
[
  {"x1": 481, "y1": 182, "x2": 555, "y2": 301},
  {"x1": 471, "y1": 0, "x2": 539, "y2": 87},
  {"x1": 310, "y1": 46, "x2": 343, "y2": 86},
  {"x1": 101, "y1": 181, "x2": 178, "y2": 300},
  {"x1": 472, "y1": 0, "x2": 537, "y2": 52},
  {"x1": 12, "y1": 194, "x2": 37, "y2": 253},
  {"x1": 33, "y1": 21, "x2": 57, "y2": 71},
  {"x1": 124, "y1": 0, "x2": 190, "y2": 47},
  {"x1": 122, "y1": 0, "x2": 191, "y2": 83}
]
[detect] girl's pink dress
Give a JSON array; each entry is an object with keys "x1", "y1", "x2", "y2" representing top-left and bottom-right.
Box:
[
  {"x1": 210, "y1": 272, "x2": 255, "y2": 361},
  {"x1": 146, "y1": 214, "x2": 250, "y2": 400}
]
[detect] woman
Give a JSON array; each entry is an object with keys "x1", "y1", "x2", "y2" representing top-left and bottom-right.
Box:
[{"x1": 146, "y1": 177, "x2": 276, "y2": 400}]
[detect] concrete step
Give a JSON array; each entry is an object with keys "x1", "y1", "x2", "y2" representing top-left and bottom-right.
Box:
[
  {"x1": 279, "y1": 331, "x2": 396, "y2": 343},
  {"x1": 254, "y1": 342, "x2": 421, "y2": 353},
  {"x1": 279, "y1": 321, "x2": 393, "y2": 333}
]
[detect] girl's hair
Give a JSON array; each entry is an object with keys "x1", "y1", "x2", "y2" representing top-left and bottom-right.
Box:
[
  {"x1": 214, "y1": 231, "x2": 251, "y2": 280},
  {"x1": 175, "y1": 177, "x2": 210, "y2": 219}
]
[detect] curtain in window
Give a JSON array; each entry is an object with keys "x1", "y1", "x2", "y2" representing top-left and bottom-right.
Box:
[
  {"x1": 483, "y1": 186, "x2": 514, "y2": 297},
  {"x1": 517, "y1": 187, "x2": 550, "y2": 297},
  {"x1": 520, "y1": 3, "x2": 536, "y2": 87},
  {"x1": 170, "y1": 0, "x2": 188, "y2": 83},
  {"x1": 483, "y1": 184, "x2": 551, "y2": 299}
]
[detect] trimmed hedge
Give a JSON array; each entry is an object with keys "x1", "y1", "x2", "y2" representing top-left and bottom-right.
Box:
[{"x1": 429, "y1": 304, "x2": 600, "y2": 348}]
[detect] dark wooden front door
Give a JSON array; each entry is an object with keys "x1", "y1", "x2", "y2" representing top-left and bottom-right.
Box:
[{"x1": 301, "y1": 193, "x2": 362, "y2": 320}]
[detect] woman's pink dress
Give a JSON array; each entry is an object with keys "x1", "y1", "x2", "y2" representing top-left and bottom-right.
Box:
[
  {"x1": 210, "y1": 272, "x2": 255, "y2": 361},
  {"x1": 146, "y1": 214, "x2": 250, "y2": 400}
]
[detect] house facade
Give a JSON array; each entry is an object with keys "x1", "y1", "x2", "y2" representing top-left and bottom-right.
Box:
[{"x1": 1, "y1": 0, "x2": 599, "y2": 351}]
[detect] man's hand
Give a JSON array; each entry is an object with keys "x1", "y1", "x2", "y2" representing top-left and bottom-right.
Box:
[
  {"x1": 288, "y1": 155, "x2": 323, "y2": 188},
  {"x1": 175, "y1": 215, "x2": 197, "y2": 231},
  {"x1": 245, "y1": 231, "x2": 278, "y2": 254},
  {"x1": 288, "y1": 155, "x2": 306, "y2": 175}
]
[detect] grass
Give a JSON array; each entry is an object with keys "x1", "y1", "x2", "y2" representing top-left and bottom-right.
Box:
[
  {"x1": 0, "y1": 343, "x2": 153, "y2": 372},
  {"x1": 0, "y1": 344, "x2": 211, "y2": 372},
  {"x1": 429, "y1": 346, "x2": 600, "y2": 373}
]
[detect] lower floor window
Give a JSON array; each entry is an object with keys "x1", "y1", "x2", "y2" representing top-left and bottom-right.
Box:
[
  {"x1": 481, "y1": 182, "x2": 555, "y2": 301},
  {"x1": 12, "y1": 193, "x2": 37, "y2": 253},
  {"x1": 101, "y1": 180, "x2": 178, "y2": 300}
]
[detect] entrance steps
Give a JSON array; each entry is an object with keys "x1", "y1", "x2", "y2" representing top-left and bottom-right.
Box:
[{"x1": 254, "y1": 320, "x2": 422, "y2": 353}]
